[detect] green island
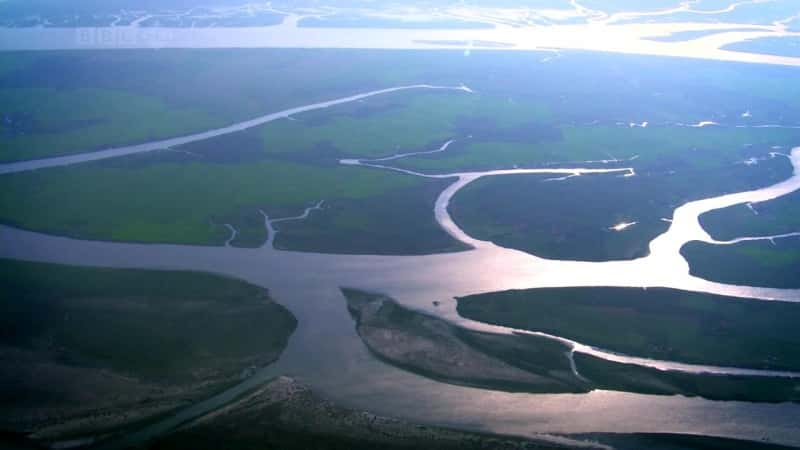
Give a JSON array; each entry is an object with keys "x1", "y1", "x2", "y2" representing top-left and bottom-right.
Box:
[
  {"x1": 700, "y1": 189, "x2": 800, "y2": 241},
  {"x1": 0, "y1": 258, "x2": 296, "y2": 442},
  {"x1": 393, "y1": 122, "x2": 800, "y2": 173},
  {"x1": 342, "y1": 288, "x2": 588, "y2": 394},
  {"x1": 682, "y1": 238, "x2": 800, "y2": 289},
  {"x1": 343, "y1": 289, "x2": 800, "y2": 403},
  {"x1": 682, "y1": 188, "x2": 800, "y2": 288},
  {"x1": 456, "y1": 286, "x2": 800, "y2": 371}
]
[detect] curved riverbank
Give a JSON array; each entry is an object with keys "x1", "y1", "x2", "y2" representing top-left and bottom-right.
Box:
[
  {"x1": 4, "y1": 224, "x2": 800, "y2": 446},
  {"x1": 1, "y1": 93, "x2": 800, "y2": 447}
]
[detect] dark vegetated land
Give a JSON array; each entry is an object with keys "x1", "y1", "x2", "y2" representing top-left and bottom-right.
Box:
[
  {"x1": 450, "y1": 154, "x2": 791, "y2": 260},
  {"x1": 685, "y1": 189, "x2": 800, "y2": 288},
  {"x1": 575, "y1": 353, "x2": 800, "y2": 403},
  {"x1": 457, "y1": 286, "x2": 800, "y2": 371},
  {"x1": 393, "y1": 124, "x2": 800, "y2": 173},
  {"x1": 2, "y1": 50, "x2": 800, "y2": 255},
  {"x1": 3, "y1": 48, "x2": 800, "y2": 162},
  {"x1": 683, "y1": 238, "x2": 800, "y2": 289},
  {"x1": 451, "y1": 172, "x2": 663, "y2": 261},
  {"x1": 342, "y1": 288, "x2": 588, "y2": 393},
  {"x1": 343, "y1": 288, "x2": 799, "y2": 402},
  {"x1": 584, "y1": 432, "x2": 798, "y2": 450},
  {"x1": 700, "y1": 189, "x2": 800, "y2": 241},
  {"x1": 0, "y1": 143, "x2": 463, "y2": 252},
  {"x1": 0, "y1": 258, "x2": 296, "y2": 439},
  {"x1": 274, "y1": 178, "x2": 468, "y2": 254}
]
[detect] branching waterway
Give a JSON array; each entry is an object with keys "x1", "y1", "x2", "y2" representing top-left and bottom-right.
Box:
[
  {"x1": 340, "y1": 136, "x2": 800, "y2": 378},
  {"x1": 0, "y1": 84, "x2": 471, "y2": 175},
  {"x1": 2, "y1": 86, "x2": 800, "y2": 446},
  {"x1": 260, "y1": 200, "x2": 325, "y2": 249},
  {"x1": 3, "y1": 8, "x2": 800, "y2": 68}
]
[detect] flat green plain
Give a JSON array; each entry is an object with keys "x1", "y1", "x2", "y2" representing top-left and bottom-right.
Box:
[
  {"x1": 3, "y1": 49, "x2": 800, "y2": 257},
  {"x1": 458, "y1": 286, "x2": 800, "y2": 371},
  {"x1": 684, "y1": 188, "x2": 800, "y2": 288},
  {"x1": 682, "y1": 238, "x2": 800, "y2": 289},
  {"x1": 700, "y1": 189, "x2": 800, "y2": 241},
  {"x1": 0, "y1": 49, "x2": 458, "y2": 162},
  {"x1": 395, "y1": 125, "x2": 800, "y2": 173},
  {"x1": 0, "y1": 152, "x2": 456, "y2": 251},
  {"x1": 450, "y1": 152, "x2": 792, "y2": 260}
]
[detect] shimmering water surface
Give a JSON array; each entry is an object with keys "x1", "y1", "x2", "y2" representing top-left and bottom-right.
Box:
[
  {"x1": 2, "y1": 136, "x2": 800, "y2": 444},
  {"x1": 3, "y1": 16, "x2": 800, "y2": 445}
]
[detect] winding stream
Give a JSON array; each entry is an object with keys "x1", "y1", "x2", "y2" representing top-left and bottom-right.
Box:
[
  {"x1": 0, "y1": 84, "x2": 470, "y2": 175},
  {"x1": 340, "y1": 140, "x2": 800, "y2": 378},
  {"x1": 261, "y1": 200, "x2": 325, "y2": 249},
  {"x1": 2, "y1": 88, "x2": 800, "y2": 446}
]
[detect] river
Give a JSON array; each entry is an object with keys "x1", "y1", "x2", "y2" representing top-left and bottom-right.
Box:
[
  {"x1": 1, "y1": 14, "x2": 800, "y2": 67},
  {"x1": 1, "y1": 21, "x2": 800, "y2": 440},
  {"x1": 1, "y1": 125, "x2": 800, "y2": 446}
]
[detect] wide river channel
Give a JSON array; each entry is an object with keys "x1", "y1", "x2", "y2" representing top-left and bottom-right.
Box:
[{"x1": 1, "y1": 79, "x2": 800, "y2": 446}]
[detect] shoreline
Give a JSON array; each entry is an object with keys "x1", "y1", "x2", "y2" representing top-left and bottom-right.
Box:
[{"x1": 1, "y1": 22, "x2": 800, "y2": 68}]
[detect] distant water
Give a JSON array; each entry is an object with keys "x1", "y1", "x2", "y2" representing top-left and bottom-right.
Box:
[{"x1": 1, "y1": 22, "x2": 799, "y2": 67}]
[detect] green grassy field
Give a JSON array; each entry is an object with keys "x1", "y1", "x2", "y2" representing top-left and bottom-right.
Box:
[
  {"x1": 457, "y1": 286, "x2": 800, "y2": 371},
  {"x1": 3, "y1": 48, "x2": 800, "y2": 163},
  {"x1": 449, "y1": 153, "x2": 791, "y2": 260},
  {"x1": 0, "y1": 87, "x2": 219, "y2": 161},
  {"x1": 0, "y1": 152, "x2": 457, "y2": 250},
  {"x1": 260, "y1": 89, "x2": 549, "y2": 160},
  {"x1": 700, "y1": 190, "x2": 800, "y2": 241},
  {"x1": 685, "y1": 188, "x2": 800, "y2": 288},
  {"x1": 344, "y1": 288, "x2": 799, "y2": 403},
  {"x1": 0, "y1": 49, "x2": 460, "y2": 162},
  {"x1": 0, "y1": 86, "x2": 551, "y2": 253},
  {"x1": 2, "y1": 49, "x2": 800, "y2": 255},
  {"x1": 575, "y1": 353, "x2": 800, "y2": 403},
  {"x1": 395, "y1": 125, "x2": 800, "y2": 173},
  {"x1": 682, "y1": 238, "x2": 800, "y2": 288}
]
